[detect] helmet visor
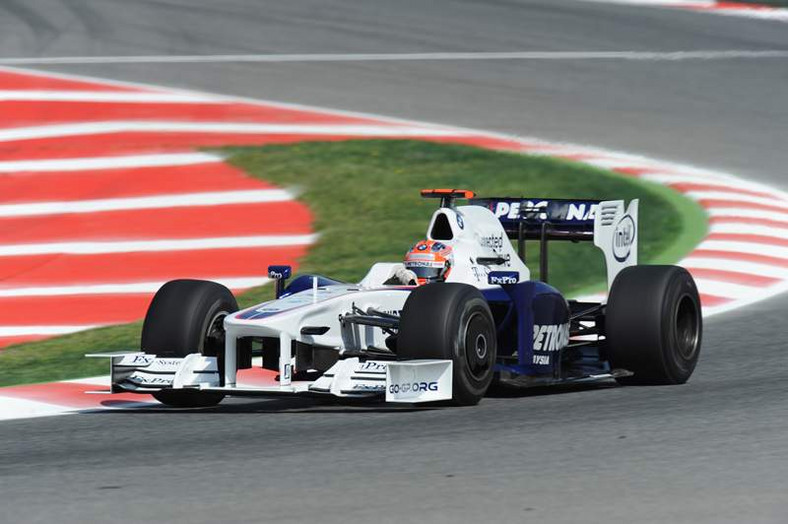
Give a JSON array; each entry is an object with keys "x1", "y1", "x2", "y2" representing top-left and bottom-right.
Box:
[{"x1": 407, "y1": 265, "x2": 444, "y2": 282}]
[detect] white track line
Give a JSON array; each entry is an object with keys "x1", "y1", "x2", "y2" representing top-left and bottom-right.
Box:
[
  {"x1": 0, "y1": 50, "x2": 787, "y2": 65},
  {"x1": 639, "y1": 172, "x2": 741, "y2": 183},
  {"x1": 710, "y1": 223, "x2": 788, "y2": 239},
  {"x1": 698, "y1": 240, "x2": 788, "y2": 258},
  {"x1": 530, "y1": 152, "x2": 674, "y2": 172},
  {"x1": 0, "y1": 152, "x2": 221, "y2": 173},
  {"x1": 682, "y1": 257, "x2": 788, "y2": 279},
  {"x1": 0, "y1": 277, "x2": 271, "y2": 297},
  {"x1": 568, "y1": 157, "x2": 663, "y2": 169},
  {"x1": 0, "y1": 394, "x2": 157, "y2": 421},
  {"x1": 707, "y1": 208, "x2": 788, "y2": 223},
  {"x1": 686, "y1": 190, "x2": 788, "y2": 208},
  {"x1": 714, "y1": 10, "x2": 788, "y2": 21},
  {"x1": 0, "y1": 325, "x2": 103, "y2": 336},
  {"x1": 0, "y1": 189, "x2": 293, "y2": 218},
  {"x1": 702, "y1": 282, "x2": 788, "y2": 316},
  {"x1": 62, "y1": 376, "x2": 111, "y2": 386},
  {"x1": 576, "y1": 0, "x2": 716, "y2": 4},
  {"x1": 575, "y1": 0, "x2": 788, "y2": 21},
  {"x1": 0, "y1": 121, "x2": 466, "y2": 142},
  {"x1": 694, "y1": 278, "x2": 770, "y2": 299},
  {"x1": 641, "y1": 173, "x2": 780, "y2": 193},
  {"x1": 601, "y1": 0, "x2": 716, "y2": 5},
  {"x1": 0, "y1": 234, "x2": 318, "y2": 257},
  {"x1": 0, "y1": 90, "x2": 221, "y2": 103},
  {"x1": 0, "y1": 397, "x2": 72, "y2": 421}
]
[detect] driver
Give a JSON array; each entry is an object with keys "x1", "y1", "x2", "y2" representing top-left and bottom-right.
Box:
[{"x1": 385, "y1": 240, "x2": 453, "y2": 286}]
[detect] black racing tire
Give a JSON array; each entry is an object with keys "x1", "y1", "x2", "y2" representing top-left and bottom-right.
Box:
[
  {"x1": 141, "y1": 279, "x2": 237, "y2": 407},
  {"x1": 606, "y1": 265, "x2": 702, "y2": 385},
  {"x1": 398, "y1": 283, "x2": 497, "y2": 406}
]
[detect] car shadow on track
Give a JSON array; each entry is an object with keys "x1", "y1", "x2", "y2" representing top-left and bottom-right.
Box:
[
  {"x1": 90, "y1": 381, "x2": 620, "y2": 415},
  {"x1": 94, "y1": 395, "x2": 439, "y2": 415},
  {"x1": 485, "y1": 381, "x2": 620, "y2": 399}
]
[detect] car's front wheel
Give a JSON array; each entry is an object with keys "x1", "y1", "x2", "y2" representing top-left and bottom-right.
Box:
[
  {"x1": 141, "y1": 279, "x2": 237, "y2": 407},
  {"x1": 397, "y1": 283, "x2": 497, "y2": 405}
]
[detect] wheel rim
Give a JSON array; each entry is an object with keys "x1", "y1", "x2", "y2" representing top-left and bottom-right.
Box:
[
  {"x1": 463, "y1": 311, "x2": 493, "y2": 380},
  {"x1": 674, "y1": 295, "x2": 700, "y2": 360},
  {"x1": 202, "y1": 310, "x2": 229, "y2": 356},
  {"x1": 474, "y1": 334, "x2": 488, "y2": 359}
]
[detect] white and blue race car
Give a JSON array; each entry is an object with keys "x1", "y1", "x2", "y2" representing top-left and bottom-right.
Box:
[{"x1": 90, "y1": 189, "x2": 702, "y2": 407}]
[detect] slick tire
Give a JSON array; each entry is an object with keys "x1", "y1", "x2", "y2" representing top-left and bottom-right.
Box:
[
  {"x1": 141, "y1": 279, "x2": 237, "y2": 407},
  {"x1": 606, "y1": 266, "x2": 702, "y2": 385},
  {"x1": 398, "y1": 283, "x2": 496, "y2": 405}
]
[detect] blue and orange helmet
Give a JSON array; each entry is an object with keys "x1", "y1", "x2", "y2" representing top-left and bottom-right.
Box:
[{"x1": 404, "y1": 240, "x2": 453, "y2": 285}]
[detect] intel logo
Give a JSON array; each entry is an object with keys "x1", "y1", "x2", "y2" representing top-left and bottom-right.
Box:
[{"x1": 612, "y1": 215, "x2": 636, "y2": 262}]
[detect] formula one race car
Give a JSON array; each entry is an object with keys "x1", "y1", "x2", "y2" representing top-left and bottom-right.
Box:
[{"x1": 90, "y1": 189, "x2": 702, "y2": 407}]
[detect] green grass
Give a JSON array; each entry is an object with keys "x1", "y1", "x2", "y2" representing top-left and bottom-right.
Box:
[{"x1": 0, "y1": 140, "x2": 707, "y2": 387}]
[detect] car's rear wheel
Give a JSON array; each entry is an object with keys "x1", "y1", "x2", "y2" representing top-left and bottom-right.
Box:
[
  {"x1": 398, "y1": 283, "x2": 497, "y2": 405},
  {"x1": 606, "y1": 265, "x2": 702, "y2": 385},
  {"x1": 141, "y1": 279, "x2": 236, "y2": 407}
]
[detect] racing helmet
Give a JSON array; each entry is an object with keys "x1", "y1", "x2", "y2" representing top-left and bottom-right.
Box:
[{"x1": 403, "y1": 240, "x2": 453, "y2": 285}]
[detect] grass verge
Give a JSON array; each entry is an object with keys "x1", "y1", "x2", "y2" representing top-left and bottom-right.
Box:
[{"x1": 0, "y1": 140, "x2": 707, "y2": 387}]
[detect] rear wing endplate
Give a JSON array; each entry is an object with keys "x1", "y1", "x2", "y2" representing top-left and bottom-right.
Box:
[{"x1": 593, "y1": 199, "x2": 639, "y2": 290}]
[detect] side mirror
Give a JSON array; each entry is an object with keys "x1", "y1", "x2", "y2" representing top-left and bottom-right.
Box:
[{"x1": 267, "y1": 265, "x2": 292, "y2": 298}]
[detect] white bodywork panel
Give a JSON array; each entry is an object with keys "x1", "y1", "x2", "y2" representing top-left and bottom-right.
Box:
[
  {"x1": 223, "y1": 286, "x2": 411, "y2": 386},
  {"x1": 429, "y1": 205, "x2": 531, "y2": 286},
  {"x1": 386, "y1": 360, "x2": 453, "y2": 403}
]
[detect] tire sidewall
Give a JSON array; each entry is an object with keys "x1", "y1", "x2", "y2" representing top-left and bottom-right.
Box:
[
  {"x1": 142, "y1": 280, "x2": 238, "y2": 358},
  {"x1": 195, "y1": 298, "x2": 233, "y2": 358},
  {"x1": 659, "y1": 270, "x2": 702, "y2": 383},
  {"x1": 450, "y1": 295, "x2": 497, "y2": 403}
]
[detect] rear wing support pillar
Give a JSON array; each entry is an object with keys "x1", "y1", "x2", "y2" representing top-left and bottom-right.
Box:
[
  {"x1": 539, "y1": 222, "x2": 550, "y2": 284},
  {"x1": 517, "y1": 221, "x2": 526, "y2": 263}
]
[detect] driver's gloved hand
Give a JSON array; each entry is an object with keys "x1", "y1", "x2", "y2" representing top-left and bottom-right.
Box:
[{"x1": 384, "y1": 267, "x2": 418, "y2": 286}]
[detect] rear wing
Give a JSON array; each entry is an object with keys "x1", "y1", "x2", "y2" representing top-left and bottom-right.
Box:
[{"x1": 469, "y1": 198, "x2": 639, "y2": 290}]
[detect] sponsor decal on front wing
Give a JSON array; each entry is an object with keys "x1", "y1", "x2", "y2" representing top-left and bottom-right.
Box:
[
  {"x1": 356, "y1": 361, "x2": 387, "y2": 373},
  {"x1": 388, "y1": 381, "x2": 439, "y2": 394},
  {"x1": 352, "y1": 384, "x2": 386, "y2": 392}
]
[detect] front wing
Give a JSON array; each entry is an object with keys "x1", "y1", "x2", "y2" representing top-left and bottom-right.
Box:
[{"x1": 87, "y1": 352, "x2": 454, "y2": 404}]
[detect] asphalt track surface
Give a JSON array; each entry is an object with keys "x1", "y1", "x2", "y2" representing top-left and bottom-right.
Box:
[{"x1": 1, "y1": 1, "x2": 787, "y2": 523}]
